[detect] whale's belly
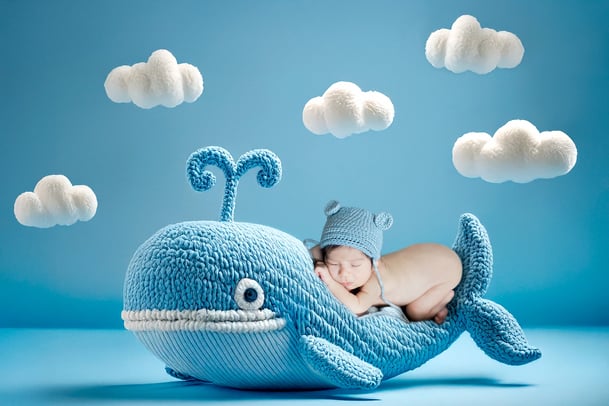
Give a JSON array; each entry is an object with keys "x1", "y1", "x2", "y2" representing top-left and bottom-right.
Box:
[{"x1": 134, "y1": 327, "x2": 334, "y2": 389}]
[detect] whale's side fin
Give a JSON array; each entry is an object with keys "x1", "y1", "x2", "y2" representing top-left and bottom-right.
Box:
[
  {"x1": 298, "y1": 335, "x2": 383, "y2": 390},
  {"x1": 464, "y1": 299, "x2": 542, "y2": 365},
  {"x1": 452, "y1": 213, "x2": 541, "y2": 366}
]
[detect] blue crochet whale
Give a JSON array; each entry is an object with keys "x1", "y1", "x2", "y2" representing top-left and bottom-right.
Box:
[{"x1": 122, "y1": 146, "x2": 541, "y2": 390}]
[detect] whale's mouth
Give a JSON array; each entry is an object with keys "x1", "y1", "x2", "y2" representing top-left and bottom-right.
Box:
[{"x1": 121, "y1": 308, "x2": 286, "y2": 332}]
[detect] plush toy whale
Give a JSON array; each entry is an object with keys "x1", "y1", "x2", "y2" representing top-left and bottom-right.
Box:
[{"x1": 122, "y1": 146, "x2": 541, "y2": 390}]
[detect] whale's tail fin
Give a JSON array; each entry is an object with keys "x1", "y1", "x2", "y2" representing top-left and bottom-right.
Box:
[
  {"x1": 452, "y1": 213, "x2": 541, "y2": 365},
  {"x1": 452, "y1": 213, "x2": 493, "y2": 301}
]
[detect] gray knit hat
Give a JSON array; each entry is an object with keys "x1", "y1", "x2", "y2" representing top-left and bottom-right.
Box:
[{"x1": 319, "y1": 200, "x2": 393, "y2": 259}]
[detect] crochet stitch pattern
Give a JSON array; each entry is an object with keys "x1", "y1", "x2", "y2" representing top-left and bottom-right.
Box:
[
  {"x1": 320, "y1": 200, "x2": 393, "y2": 260},
  {"x1": 186, "y1": 146, "x2": 281, "y2": 222},
  {"x1": 122, "y1": 146, "x2": 541, "y2": 390}
]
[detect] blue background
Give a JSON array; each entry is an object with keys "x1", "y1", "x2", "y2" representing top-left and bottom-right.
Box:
[{"x1": 1, "y1": 0, "x2": 607, "y2": 328}]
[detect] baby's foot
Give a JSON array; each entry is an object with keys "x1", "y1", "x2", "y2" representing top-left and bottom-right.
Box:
[{"x1": 433, "y1": 307, "x2": 449, "y2": 324}]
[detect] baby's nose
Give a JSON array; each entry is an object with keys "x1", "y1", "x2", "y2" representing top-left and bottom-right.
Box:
[{"x1": 338, "y1": 266, "x2": 350, "y2": 277}]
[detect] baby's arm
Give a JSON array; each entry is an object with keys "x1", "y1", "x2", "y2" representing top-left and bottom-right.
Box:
[{"x1": 315, "y1": 265, "x2": 375, "y2": 315}]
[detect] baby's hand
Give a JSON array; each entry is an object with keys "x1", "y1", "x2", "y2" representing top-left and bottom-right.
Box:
[{"x1": 314, "y1": 262, "x2": 331, "y2": 283}]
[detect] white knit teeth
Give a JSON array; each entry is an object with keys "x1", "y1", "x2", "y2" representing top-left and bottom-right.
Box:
[{"x1": 121, "y1": 308, "x2": 286, "y2": 332}]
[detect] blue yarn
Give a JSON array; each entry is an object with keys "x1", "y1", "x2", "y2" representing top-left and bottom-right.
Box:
[
  {"x1": 320, "y1": 200, "x2": 392, "y2": 260},
  {"x1": 186, "y1": 146, "x2": 281, "y2": 222},
  {"x1": 122, "y1": 146, "x2": 541, "y2": 390}
]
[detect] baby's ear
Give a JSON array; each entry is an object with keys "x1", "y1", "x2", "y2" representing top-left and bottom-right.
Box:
[
  {"x1": 374, "y1": 212, "x2": 393, "y2": 231},
  {"x1": 324, "y1": 200, "x2": 341, "y2": 216}
]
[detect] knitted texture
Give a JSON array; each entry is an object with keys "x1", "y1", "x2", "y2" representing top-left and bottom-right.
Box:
[
  {"x1": 186, "y1": 146, "x2": 281, "y2": 222},
  {"x1": 122, "y1": 146, "x2": 541, "y2": 390},
  {"x1": 319, "y1": 200, "x2": 393, "y2": 259}
]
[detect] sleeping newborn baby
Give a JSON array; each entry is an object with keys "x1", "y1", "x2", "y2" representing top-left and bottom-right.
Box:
[{"x1": 310, "y1": 201, "x2": 462, "y2": 324}]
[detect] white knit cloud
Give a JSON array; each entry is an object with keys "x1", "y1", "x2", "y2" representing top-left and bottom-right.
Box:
[
  {"x1": 452, "y1": 120, "x2": 577, "y2": 183},
  {"x1": 302, "y1": 81, "x2": 394, "y2": 139},
  {"x1": 425, "y1": 15, "x2": 524, "y2": 74},
  {"x1": 104, "y1": 49, "x2": 203, "y2": 109},
  {"x1": 14, "y1": 175, "x2": 98, "y2": 228}
]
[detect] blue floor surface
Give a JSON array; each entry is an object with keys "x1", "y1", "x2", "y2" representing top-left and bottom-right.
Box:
[{"x1": 0, "y1": 327, "x2": 607, "y2": 405}]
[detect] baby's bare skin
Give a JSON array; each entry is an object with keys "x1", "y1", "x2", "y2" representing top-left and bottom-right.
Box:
[{"x1": 314, "y1": 243, "x2": 462, "y2": 323}]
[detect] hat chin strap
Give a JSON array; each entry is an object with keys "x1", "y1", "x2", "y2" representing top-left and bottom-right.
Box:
[{"x1": 372, "y1": 259, "x2": 407, "y2": 317}]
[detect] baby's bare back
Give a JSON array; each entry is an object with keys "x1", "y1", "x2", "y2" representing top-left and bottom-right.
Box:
[{"x1": 376, "y1": 243, "x2": 462, "y2": 306}]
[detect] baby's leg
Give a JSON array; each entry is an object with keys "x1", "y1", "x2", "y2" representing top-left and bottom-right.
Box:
[
  {"x1": 431, "y1": 291, "x2": 454, "y2": 324},
  {"x1": 382, "y1": 243, "x2": 462, "y2": 323},
  {"x1": 404, "y1": 283, "x2": 455, "y2": 323}
]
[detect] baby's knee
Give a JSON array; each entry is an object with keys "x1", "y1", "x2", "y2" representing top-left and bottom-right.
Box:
[
  {"x1": 405, "y1": 288, "x2": 455, "y2": 321},
  {"x1": 444, "y1": 289, "x2": 455, "y2": 302},
  {"x1": 404, "y1": 301, "x2": 431, "y2": 321}
]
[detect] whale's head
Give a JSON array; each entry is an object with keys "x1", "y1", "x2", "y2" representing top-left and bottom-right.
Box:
[
  {"x1": 121, "y1": 146, "x2": 347, "y2": 389},
  {"x1": 122, "y1": 219, "x2": 318, "y2": 333}
]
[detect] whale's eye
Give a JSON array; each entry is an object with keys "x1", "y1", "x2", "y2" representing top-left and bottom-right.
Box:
[
  {"x1": 243, "y1": 288, "x2": 258, "y2": 303},
  {"x1": 234, "y1": 278, "x2": 265, "y2": 310}
]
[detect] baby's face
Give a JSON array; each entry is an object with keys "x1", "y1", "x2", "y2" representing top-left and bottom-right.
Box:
[{"x1": 324, "y1": 246, "x2": 373, "y2": 291}]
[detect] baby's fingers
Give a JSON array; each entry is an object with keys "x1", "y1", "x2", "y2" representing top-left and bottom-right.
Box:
[{"x1": 314, "y1": 266, "x2": 325, "y2": 278}]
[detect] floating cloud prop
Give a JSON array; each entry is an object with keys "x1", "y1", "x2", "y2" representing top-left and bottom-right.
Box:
[
  {"x1": 14, "y1": 175, "x2": 98, "y2": 228},
  {"x1": 302, "y1": 81, "x2": 394, "y2": 138},
  {"x1": 104, "y1": 49, "x2": 203, "y2": 109},
  {"x1": 425, "y1": 15, "x2": 524, "y2": 74},
  {"x1": 452, "y1": 120, "x2": 577, "y2": 183}
]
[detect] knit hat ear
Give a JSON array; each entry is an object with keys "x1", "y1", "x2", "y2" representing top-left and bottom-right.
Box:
[
  {"x1": 324, "y1": 200, "x2": 341, "y2": 216},
  {"x1": 374, "y1": 212, "x2": 393, "y2": 231},
  {"x1": 319, "y1": 201, "x2": 392, "y2": 260}
]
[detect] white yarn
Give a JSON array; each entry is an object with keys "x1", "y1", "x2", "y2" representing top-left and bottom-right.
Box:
[
  {"x1": 122, "y1": 309, "x2": 286, "y2": 332},
  {"x1": 14, "y1": 174, "x2": 97, "y2": 228},
  {"x1": 425, "y1": 15, "x2": 524, "y2": 74},
  {"x1": 302, "y1": 81, "x2": 394, "y2": 138},
  {"x1": 104, "y1": 49, "x2": 203, "y2": 109},
  {"x1": 234, "y1": 278, "x2": 265, "y2": 310},
  {"x1": 452, "y1": 119, "x2": 577, "y2": 183}
]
